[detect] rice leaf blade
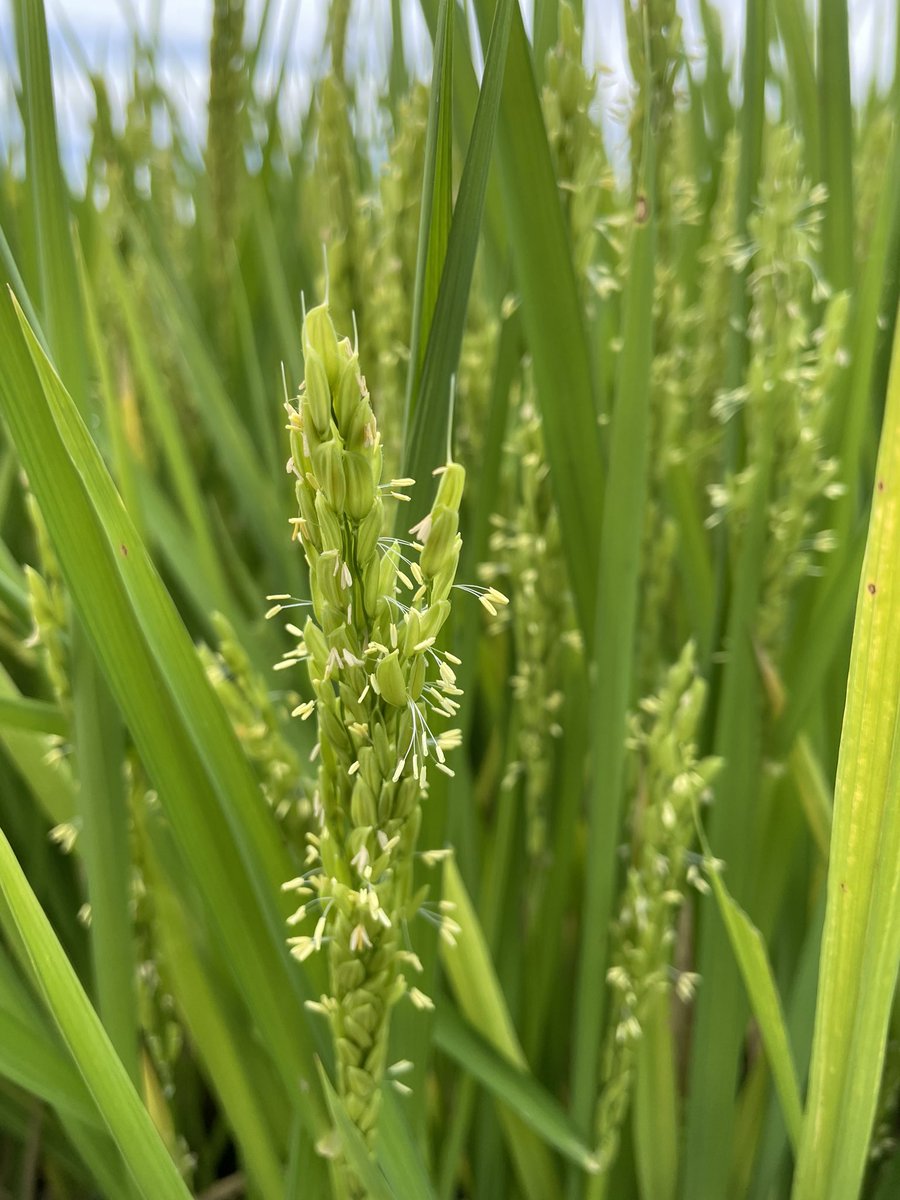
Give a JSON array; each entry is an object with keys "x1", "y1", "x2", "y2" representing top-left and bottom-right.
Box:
[
  {"x1": 469, "y1": 0, "x2": 602, "y2": 641},
  {"x1": 442, "y1": 857, "x2": 562, "y2": 1200},
  {"x1": 817, "y1": 0, "x2": 854, "y2": 291},
  {"x1": 433, "y1": 1004, "x2": 599, "y2": 1175},
  {"x1": 0, "y1": 829, "x2": 193, "y2": 1200},
  {"x1": 793, "y1": 312, "x2": 900, "y2": 1200},
  {"x1": 0, "y1": 290, "x2": 331, "y2": 1151},
  {"x1": 405, "y1": 0, "x2": 453, "y2": 418},
  {"x1": 403, "y1": 0, "x2": 513, "y2": 514},
  {"x1": 698, "y1": 828, "x2": 804, "y2": 1149}
]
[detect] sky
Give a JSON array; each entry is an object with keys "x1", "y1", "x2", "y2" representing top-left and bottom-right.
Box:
[{"x1": 0, "y1": 0, "x2": 896, "y2": 184}]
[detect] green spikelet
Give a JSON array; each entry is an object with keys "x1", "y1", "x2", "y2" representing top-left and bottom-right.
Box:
[
  {"x1": 633, "y1": 113, "x2": 709, "y2": 692},
  {"x1": 853, "y1": 107, "x2": 894, "y2": 264},
  {"x1": 482, "y1": 369, "x2": 580, "y2": 865},
  {"x1": 199, "y1": 613, "x2": 308, "y2": 830},
  {"x1": 595, "y1": 643, "x2": 720, "y2": 1175},
  {"x1": 24, "y1": 495, "x2": 70, "y2": 716},
  {"x1": 542, "y1": 3, "x2": 610, "y2": 301},
  {"x1": 706, "y1": 128, "x2": 847, "y2": 656},
  {"x1": 128, "y1": 757, "x2": 196, "y2": 1183},
  {"x1": 278, "y1": 301, "x2": 469, "y2": 1184},
  {"x1": 630, "y1": 131, "x2": 738, "y2": 544},
  {"x1": 688, "y1": 131, "x2": 740, "y2": 453},
  {"x1": 455, "y1": 281, "x2": 499, "y2": 471},
  {"x1": 365, "y1": 84, "x2": 430, "y2": 480}
]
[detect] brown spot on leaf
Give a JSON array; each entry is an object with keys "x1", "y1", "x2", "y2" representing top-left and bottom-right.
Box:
[
  {"x1": 868, "y1": 582, "x2": 876, "y2": 595},
  {"x1": 120, "y1": 544, "x2": 128, "y2": 557}
]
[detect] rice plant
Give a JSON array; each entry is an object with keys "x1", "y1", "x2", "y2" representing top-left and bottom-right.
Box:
[{"x1": 0, "y1": 0, "x2": 898, "y2": 1197}]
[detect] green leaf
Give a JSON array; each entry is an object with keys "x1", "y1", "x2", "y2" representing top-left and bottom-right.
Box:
[
  {"x1": 0, "y1": 290, "x2": 330, "y2": 1155},
  {"x1": 773, "y1": 0, "x2": 818, "y2": 181},
  {"x1": 0, "y1": 223, "x2": 45, "y2": 354},
  {"x1": 697, "y1": 829, "x2": 804, "y2": 1150},
  {"x1": 442, "y1": 856, "x2": 562, "y2": 1200},
  {"x1": 779, "y1": 523, "x2": 867, "y2": 750},
  {"x1": 72, "y1": 631, "x2": 140, "y2": 1086},
  {"x1": 99, "y1": 239, "x2": 234, "y2": 613},
  {"x1": 748, "y1": 895, "x2": 824, "y2": 1200},
  {"x1": 245, "y1": 179, "x2": 305, "y2": 387},
  {"x1": 469, "y1": 0, "x2": 603, "y2": 641},
  {"x1": 829, "y1": 118, "x2": 900, "y2": 554},
  {"x1": 378, "y1": 1089, "x2": 438, "y2": 1200},
  {"x1": 0, "y1": 637, "x2": 75, "y2": 836},
  {"x1": 404, "y1": 0, "x2": 453, "y2": 414},
  {"x1": 632, "y1": 992, "x2": 678, "y2": 1200},
  {"x1": 0, "y1": 947, "x2": 100, "y2": 1129},
  {"x1": 0, "y1": 1081, "x2": 98, "y2": 1190},
  {"x1": 787, "y1": 735, "x2": 833, "y2": 862},
  {"x1": 13, "y1": 0, "x2": 88, "y2": 402},
  {"x1": 433, "y1": 1003, "x2": 599, "y2": 1175},
  {"x1": 13, "y1": 0, "x2": 139, "y2": 1090},
  {"x1": 793, "y1": 312, "x2": 900, "y2": 1200},
  {"x1": 666, "y1": 458, "x2": 715, "y2": 658},
  {"x1": 682, "y1": 5, "x2": 770, "y2": 1194},
  {"x1": 403, "y1": 0, "x2": 514, "y2": 515},
  {"x1": 74, "y1": 235, "x2": 143, "y2": 533},
  {"x1": 0, "y1": 828, "x2": 193, "y2": 1200},
  {"x1": 388, "y1": 0, "x2": 409, "y2": 105},
  {"x1": 141, "y1": 813, "x2": 286, "y2": 1200},
  {"x1": 127, "y1": 217, "x2": 302, "y2": 592},
  {"x1": 817, "y1": 0, "x2": 854, "y2": 291},
  {"x1": 531, "y1": 0, "x2": 558, "y2": 85},
  {"x1": 0, "y1": 695, "x2": 66, "y2": 738}
]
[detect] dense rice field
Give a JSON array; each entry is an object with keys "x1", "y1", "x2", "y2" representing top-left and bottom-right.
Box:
[{"x1": 0, "y1": 1, "x2": 898, "y2": 1197}]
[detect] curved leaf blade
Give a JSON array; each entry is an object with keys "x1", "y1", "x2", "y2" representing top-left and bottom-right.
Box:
[{"x1": 0, "y1": 829, "x2": 193, "y2": 1200}]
